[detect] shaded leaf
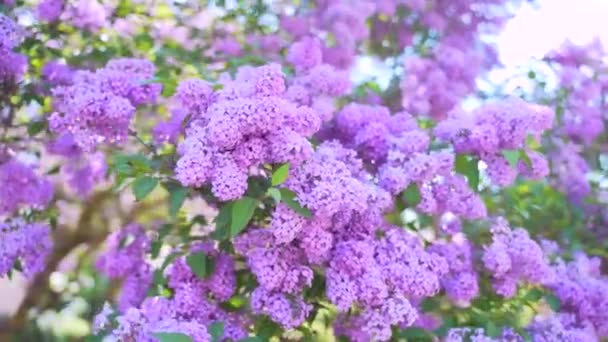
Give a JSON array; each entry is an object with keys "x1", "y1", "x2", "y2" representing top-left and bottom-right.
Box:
[
  {"x1": 502, "y1": 149, "x2": 520, "y2": 168},
  {"x1": 230, "y1": 197, "x2": 258, "y2": 237},
  {"x1": 402, "y1": 183, "x2": 421, "y2": 207},
  {"x1": 454, "y1": 154, "x2": 480, "y2": 190},
  {"x1": 165, "y1": 183, "x2": 188, "y2": 218},
  {"x1": 186, "y1": 251, "x2": 215, "y2": 279},
  {"x1": 152, "y1": 332, "x2": 193, "y2": 342},
  {"x1": 279, "y1": 188, "x2": 312, "y2": 218},
  {"x1": 209, "y1": 322, "x2": 224, "y2": 342},
  {"x1": 132, "y1": 176, "x2": 158, "y2": 201}
]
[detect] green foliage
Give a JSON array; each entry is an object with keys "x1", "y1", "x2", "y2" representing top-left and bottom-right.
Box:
[
  {"x1": 271, "y1": 163, "x2": 290, "y2": 186},
  {"x1": 230, "y1": 196, "x2": 258, "y2": 237},
  {"x1": 454, "y1": 154, "x2": 480, "y2": 190},
  {"x1": 186, "y1": 251, "x2": 216, "y2": 279},
  {"x1": 278, "y1": 188, "x2": 312, "y2": 218},
  {"x1": 152, "y1": 332, "x2": 193, "y2": 342},
  {"x1": 132, "y1": 176, "x2": 159, "y2": 201},
  {"x1": 402, "y1": 183, "x2": 421, "y2": 207}
]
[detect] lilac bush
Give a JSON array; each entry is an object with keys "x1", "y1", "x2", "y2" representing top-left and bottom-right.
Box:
[{"x1": 1, "y1": 1, "x2": 608, "y2": 341}]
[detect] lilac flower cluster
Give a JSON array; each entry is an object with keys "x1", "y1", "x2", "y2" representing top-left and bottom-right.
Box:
[
  {"x1": 327, "y1": 103, "x2": 486, "y2": 220},
  {"x1": 49, "y1": 58, "x2": 160, "y2": 151},
  {"x1": 100, "y1": 242, "x2": 247, "y2": 341},
  {"x1": 0, "y1": 14, "x2": 26, "y2": 83},
  {"x1": 279, "y1": 1, "x2": 375, "y2": 69},
  {"x1": 0, "y1": 159, "x2": 54, "y2": 216},
  {"x1": 0, "y1": 219, "x2": 52, "y2": 278},
  {"x1": 482, "y1": 218, "x2": 554, "y2": 297},
  {"x1": 401, "y1": 44, "x2": 484, "y2": 119},
  {"x1": 233, "y1": 142, "x2": 450, "y2": 340},
  {"x1": 47, "y1": 134, "x2": 107, "y2": 197},
  {"x1": 37, "y1": 0, "x2": 64, "y2": 22},
  {"x1": 435, "y1": 97, "x2": 554, "y2": 186},
  {"x1": 547, "y1": 252, "x2": 608, "y2": 337},
  {"x1": 175, "y1": 63, "x2": 322, "y2": 201},
  {"x1": 96, "y1": 224, "x2": 153, "y2": 312},
  {"x1": 286, "y1": 37, "x2": 351, "y2": 122},
  {"x1": 429, "y1": 234, "x2": 479, "y2": 303}
]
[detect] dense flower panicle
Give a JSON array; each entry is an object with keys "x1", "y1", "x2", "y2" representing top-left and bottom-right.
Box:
[
  {"x1": 61, "y1": 151, "x2": 107, "y2": 197},
  {"x1": 37, "y1": 0, "x2": 64, "y2": 22},
  {"x1": 528, "y1": 314, "x2": 598, "y2": 342},
  {"x1": 118, "y1": 264, "x2": 153, "y2": 312},
  {"x1": 152, "y1": 108, "x2": 188, "y2": 145},
  {"x1": 287, "y1": 36, "x2": 323, "y2": 72},
  {"x1": 0, "y1": 49, "x2": 27, "y2": 82},
  {"x1": 49, "y1": 58, "x2": 159, "y2": 151},
  {"x1": 0, "y1": 14, "x2": 23, "y2": 50},
  {"x1": 251, "y1": 287, "x2": 312, "y2": 329},
  {"x1": 165, "y1": 244, "x2": 237, "y2": 302},
  {"x1": 401, "y1": 45, "x2": 483, "y2": 119},
  {"x1": 0, "y1": 220, "x2": 52, "y2": 278},
  {"x1": 41, "y1": 61, "x2": 74, "y2": 86},
  {"x1": 327, "y1": 228, "x2": 447, "y2": 341},
  {"x1": 103, "y1": 305, "x2": 211, "y2": 342},
  {"x1": 444, "y1": 327, "x2": 523, "y2": 342},
  {"x1": 548, "y1": 252, "x2": 608, "y2": 337},
  {"x1": 175, "y1": 63, "x2": 321, "y2": 200},
  {"x1": 96, "y1": 224, "x2": 150, "y2": 279},
  {"x1": 0, "y1": 159, "x2": 53, "y2": 215},
  {"x1": 65, "y1": 0, "x2": 107, "y2": 30},
  {"x1": 549, "y1": 142, "x2": 591, "y2": 201},
  {"x1": 429, "y1": 235, "x2": 479, "y2": 302},
  {"x1": 435, "y1": 98, "x2": 554, "y2": 186},
  {"x1": 482, "y1": 218, "x2": 554, "y2": 297},
  {"x1": 175, "y1": 78, "x2": 214, "y2": 116}
]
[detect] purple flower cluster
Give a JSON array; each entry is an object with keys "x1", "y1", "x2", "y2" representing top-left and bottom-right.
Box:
[
  {"x1": 0, "y1": 219, "x2": 52, "y2": 278},
  {"x1": 47, "y1": 134, "x2": 107, "y2": 197},
  {"x1": 0, "y1": 14, "x2": 26, "y2": 82},
  {"x1": 528, "y1": 314, "x2": 598, "y2": 342},
  {"x1": 0, "y1": 159, "x2": 54, "y2": 216},
  {"x1": 96, "y1": 224, "x2": 153, "y2": 312},
  {"x1": 100, "y1": 242, "x2": 247, "y2": 341},
  {"x1": 482, "y1": 218, "x2": 554, "y2": 297},
  {"x1": 37, "y1": 0, "x2": 64, "y2": 22},
  {"x1": 175, "y1": 63, "x2": 322, "y2": 201},
  {"x1": 436, "y1": 97, "x2": 554, "y2": 186},
  {"x1": 401, "y1": 44, "x2": 484, "y2": 119},
  {"x1": 49, "y1": 58, "x2": 160, "y2": 151},
  {"x1": 429, "y1": 234, "x2": 479, "y2": 303},
  {"x1": 327, "y1": 103, "x2": 486, "y2": 220},
  {"x1": 548, "y1": 252, "x2": 608, "y2": 337}
]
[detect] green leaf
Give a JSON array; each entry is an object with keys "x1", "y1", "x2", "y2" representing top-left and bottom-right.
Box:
[
  {"x1": 209, "y1": 322, "x2": 224, "y2": 342},
  {"x1": 485, "y1": 321, "x2": 499, "y2": 337},
  {"x1": 544, "y1": 293, "x2": 561, "y2": 311},
  {"x1": 230, "y1": 197, "x2": 258, "y2": 237},
  {"x1": 266, "y1": 188, "x2": 281, "y2": 203},
  {"x1": 519, "y1": 150, "x2": 532, "y2": 168},
  {"x1": 524, "y1": 288, "x2": 544, "y2": 302},
  {"x1": 402, "y1": 183, "x2": 421, "y2": 207},
  {"x1": 165, "y1": 183, "x2": 188, "y2": 218},
  {"x1": 213, "y1": 202, "x2": 233, "y2": 240},
  {"x1": 186, "y1": 251, "x2": 215, "y2": 279},
  {"x1": 238, "y1": 338, "x2": 263, "y2": 342},
  {"x1": 502, "y1": 149, "x2": 520, "y2": 168},
  {"x1": 152, "y1": 332, "x2": 193, "y2": 342},
  {"x1": 132, "y1": 176, "x2": 158, "y2": 201},
  {"x1": 454, "y1": 154, "x2": 480, "y2": 190},
  {"x1": 271, "y1": 164, "x2": 290, "y2": 186},
  {"x1": 27, "y1": 120, "x2": 47, "y2": 136},
  {"x1": 398, "y1": 327, "x2": 434, "y2": 341},
  {"x1": 279, "y1": 188, "x2": 312, "y2": 218}
]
